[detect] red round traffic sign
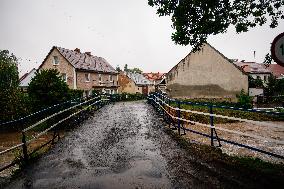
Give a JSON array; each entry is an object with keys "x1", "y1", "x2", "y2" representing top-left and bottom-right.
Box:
[{"x1": 271, "y1": 32, "x2": 284, "y2": 67}]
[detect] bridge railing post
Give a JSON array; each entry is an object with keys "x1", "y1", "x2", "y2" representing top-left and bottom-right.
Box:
[
  {"x1": 209, "y1": 105, "x2": 214, "y2": 146},
  {"x1": 178, "y1": 100, "x2": 181, "y2": 135},
  {"x1": 168, "y1": 98, "x2": 171, "y2": 127},
  {"x1": 22, "y1": 131, "x2": 28, "y2": 164}
]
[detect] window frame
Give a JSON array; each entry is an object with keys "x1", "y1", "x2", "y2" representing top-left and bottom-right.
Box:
[
  {"x1": 61, "y1": 73, "x2": 67, "y2": 82},
  {"x1": 85, "y1": 73, "x2": 90, "y2": 82},
  {"x1": 53, "y1": 56, "x2": 59, "y2": 65}
]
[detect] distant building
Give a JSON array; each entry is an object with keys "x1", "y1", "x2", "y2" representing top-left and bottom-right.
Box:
[
  {"x1": 166, "y1": 43, "x2": 248, "y2": 100},
  {"x1": 143, "y1": 72, "x2": 166, "y2": 92},
  {"x1": 266, "y1": 64, "x2": 284, "y2": 79},
  {"x1": 19, "y1": 68, "x2": 37, "y2": 92},
  {"x1": 39, "y1": 46, "x2": 118, "y2": 96},
  {"x1": 118, "y1": 72, "x2": 152, "y2": 95},
  {"x1": 233, "y1": 61, "x2": 272, "y2": 84}
]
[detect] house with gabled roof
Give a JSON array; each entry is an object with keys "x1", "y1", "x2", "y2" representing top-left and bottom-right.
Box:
[
  {"x1": 143, "y1": 72, "x2": 166, "y2": 93},
  {"x1": 166, "y1": 43, "x2": 248, "y2": 100},
  {"x1": 233, "y1": 61, "x2": 272, "y2": 84},
  {"x1": 118, "y1": 72, "x2": 153, "y2": 95},
  {"x1": 19, "y1": 68, "x2": 37, "y2": 92},
  {"x1": 39, "y1": 47, "x2": 118, "y2": 96},
  {"x1": 266, "y1": 64, "x2": 284, "y2": 79}
]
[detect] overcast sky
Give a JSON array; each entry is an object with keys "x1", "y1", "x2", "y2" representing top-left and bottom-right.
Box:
[{"x1": 0, "y1": 0, "x2": 283, "y2": 76}]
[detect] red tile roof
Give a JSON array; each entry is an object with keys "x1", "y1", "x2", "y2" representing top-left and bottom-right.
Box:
[
  {"x1": 143, "y1": 73, "x2": 165, "y2": 81},
  {"x1": 266, "y1": 64, "x2": 284, "y2": 78},
  {"x1": 233, "y1": 62, "x2": 271, "y2": 74}
]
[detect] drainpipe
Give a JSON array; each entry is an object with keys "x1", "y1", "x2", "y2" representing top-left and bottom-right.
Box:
[{"x1": 73, "y1": 67, "x2": 77, "y2": 89}]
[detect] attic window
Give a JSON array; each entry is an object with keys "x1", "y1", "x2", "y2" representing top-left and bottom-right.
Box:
[
  {"x1": 53, "y1": 56, "x2": 59, "y2": 65},
  {"x1": 85, "y1": 73, "x2": 90, "y2": 82},
  {"x1": 109, "y1": 75, "x2": 113, "y2": 82}
]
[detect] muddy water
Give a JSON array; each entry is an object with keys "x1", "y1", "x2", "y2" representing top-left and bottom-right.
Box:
[{"x1": 4, "y1": 101, "x2": 257, "y2": 189}]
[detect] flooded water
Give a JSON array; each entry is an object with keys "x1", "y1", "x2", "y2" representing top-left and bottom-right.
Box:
[{"x1": 3, "y1": 101, "x2": 283, "y2": 189}]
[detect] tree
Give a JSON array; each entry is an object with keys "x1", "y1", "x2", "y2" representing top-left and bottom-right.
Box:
[
  {"x1": 236, "y1": 89, "x2": 253, "y2": 109},
  {"x1": 249, "y1": 76, "x2": 263, "y2": 88},
  {"x1": 116, "y1": 65, "x2": 122, "y2": 72},
  {"x1": 28, "y1": 69, "x2": 71, "y2": 110},
  {"x1": 124, "y1": 64, "x2": 129, "y2": 72},
  {"x1": 0, "y1": 50, "x2": 22, "y2": 121},
  {"x1": 128, "y1": 67, "x2": 143, "y2": 74},
  {"x1": 148, "y1": 0, "x2": 284, "y2": 51},
  {"x1": 264, "y1": 75, "x2": 277, "y2": 96}
]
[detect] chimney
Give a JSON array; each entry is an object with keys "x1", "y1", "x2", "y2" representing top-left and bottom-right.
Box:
[
  {"x1": 74, "y1": 48, "x2": 81, "y2": 53},
  {"x1": 85, "y1": 52, "x2": 91, "y2": 56}
]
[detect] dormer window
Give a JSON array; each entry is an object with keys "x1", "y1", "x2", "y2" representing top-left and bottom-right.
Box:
[
  {"x1": 85, "y1": 73, "x2": 90, "y2": 82},
  {"x1": 53, "y1": 56, "x2": 59, "y2": 65}
]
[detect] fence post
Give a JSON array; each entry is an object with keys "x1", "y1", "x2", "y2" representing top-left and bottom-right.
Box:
[
  {"x1": 209, "y1": 105, "x2": 214, "y2": 146},
  {"x1": 178, "y1": 101, "x2": 181, "y2": 135},
  {"x1": 168, "y1": 98, "x2": 171, "y2": 127},
  {"x1": 22, "y1": 131, "x2": 28, "y2": 163}
]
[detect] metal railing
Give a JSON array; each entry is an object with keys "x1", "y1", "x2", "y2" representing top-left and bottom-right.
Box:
[
  {"x1": 148, "y1": 92, "x2": 284, "y2": 159},
  {"x1": 0, "y1": 94, "x2": 111, "y2": 172}
]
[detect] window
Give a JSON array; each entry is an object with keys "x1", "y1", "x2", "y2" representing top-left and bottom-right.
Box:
[
  {"x1": 99, "y1": 74, "x2": 102, "y2": 82},
  {"x1": 85, "y1": 73, "x2": 90, "y2": 82},
  {"x1": 264, "y1": 75, "x2": 267, "y2": 82},
  {"x1": 53, "y1": 56, "x2": 59, "y2": 65},
  {"x1": 61, "y1": 73, "x2": 67, "y2": 82},
  {"x1": 109, "y1": 75, "x2": 113, "y2": 82}
]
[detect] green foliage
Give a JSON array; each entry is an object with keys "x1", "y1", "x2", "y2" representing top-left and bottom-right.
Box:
[
  {"x1": 148, "y1": 0, "x2": 284, "y2": 50},
  {"x1": 28, "y1": 69, "x2": 71, "y2": 110},
  {"x1": 112, "y1": 93, "x2": 145, "y2": 101},
  {"x1": 123, "y1": 64, "x2": 143, "y2": 74},
  {"x1": 129, "y1": 68, "x2": 143, "y2": 74},
  {"x1": 69, "y1": 89, "x2": 84, "y2": 99},
  {"x1": 249, "y1": 76, "x2": 264, "y2": 88},
  {"x1": 116, "y1": 65, "x2": 122, "y2": 72},
  {"x1": 124, "y1": 64, "x2": 128, "y2": 72},
  {"x1": 264, "y1": 76, "x2": 284, "y2": 96},
  {"x1": 0, "y1": 50, "x2": 24, "y2": 121},
  {"x1": 236, "y1": 89, "x2": 253, "y2": 109},
  {"x1": 263, "y1": 53, "x2": 273, "y2": 66}
]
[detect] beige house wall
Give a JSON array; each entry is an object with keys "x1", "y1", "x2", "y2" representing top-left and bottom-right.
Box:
[
  {"x1": 118, "y1": 73, "x2": 136, "y2": 94},
  {"x1": 39, "y1": 48, "x2": 75, "y2": 89},
  {"x1": 167, "y1": 43, "x2": 248, "y2": 100},
  {"x1": 76, "y1": 71, "x2": 118, "y2": 91},
  {"x1": 118, "y1": 73, "x2": 151, "y2": 94}
]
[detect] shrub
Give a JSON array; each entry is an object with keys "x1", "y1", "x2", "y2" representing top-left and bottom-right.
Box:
[
  {"x1": 236, "y1": 89, "x2": 253, "y2": 109},
  {"x1": 28, "y1": 69, "x2": 71, "y2": 111}
]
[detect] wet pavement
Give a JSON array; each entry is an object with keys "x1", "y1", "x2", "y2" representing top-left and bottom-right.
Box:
[{"x1": 3, "y1": 101, "x2": 269, "y2": 189}]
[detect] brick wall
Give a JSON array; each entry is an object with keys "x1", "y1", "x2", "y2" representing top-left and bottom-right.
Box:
[{"x1": 39, "y1": 48, "x2": 75, "y2": 89}]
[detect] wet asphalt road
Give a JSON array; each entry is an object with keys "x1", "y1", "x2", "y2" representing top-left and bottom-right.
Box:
[{"x1": 5, "y1": 101, "x2": 235, "y2": 189}]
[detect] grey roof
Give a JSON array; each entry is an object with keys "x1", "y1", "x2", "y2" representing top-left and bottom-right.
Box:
[
  {"x1": 126, "y1": 72, "x2": 152, "y2": 85},
  {"x1": 56, "y1": 47, "x2": 117, "y2": 73},
  {"x1": 19, "y1": 68, "x2": 36, "y2": 87}
]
